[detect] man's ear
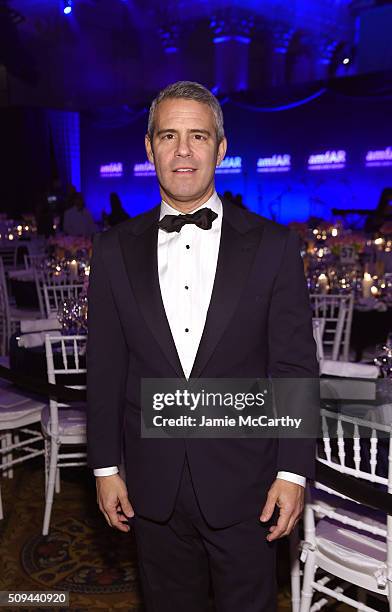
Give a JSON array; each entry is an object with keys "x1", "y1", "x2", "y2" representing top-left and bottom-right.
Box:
[
  {"x1": 145, "y1": 134, "x2": 154, "y2": 164},
  {"x1": 216, "y1": 137, "x2": 227, "y2": 166}
]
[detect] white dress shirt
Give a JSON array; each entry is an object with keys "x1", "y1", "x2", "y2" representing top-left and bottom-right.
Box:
[{"x1": 94, "y1": 192, "x2": 305, "y2": 487}]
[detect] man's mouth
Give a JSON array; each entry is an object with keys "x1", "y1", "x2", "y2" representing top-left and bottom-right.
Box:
[{"x1": 173, "y1": 168, "x2": 196, "y2": 173}]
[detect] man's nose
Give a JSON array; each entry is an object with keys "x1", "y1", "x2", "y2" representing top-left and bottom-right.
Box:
[{"x1": 175, "y1": 136, "x2": 192, "y2": 157}]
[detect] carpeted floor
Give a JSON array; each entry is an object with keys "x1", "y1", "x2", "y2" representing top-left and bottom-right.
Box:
[{"x1": 0, "y1": 457, "x2": 385, "y2": 611}]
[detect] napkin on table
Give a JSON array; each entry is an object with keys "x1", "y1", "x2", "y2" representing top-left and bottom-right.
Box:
[
  {"x1": 20, "y1": 316, "x2": 61, "y2": 334},
  {"x1": 18, "y1": 330, "x2": 61, "y2": 349},
  {"x1": 320, "y1": 359, "x2": 379, "y2": 379}
]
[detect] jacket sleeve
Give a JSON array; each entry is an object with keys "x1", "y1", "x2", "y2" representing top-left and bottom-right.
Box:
[
  {"x1": 268, "y1": 229, "x2": 319, "y2": 481},
  {"x1": 86, "y1": 232, "x2": 129, "y2": 469}
]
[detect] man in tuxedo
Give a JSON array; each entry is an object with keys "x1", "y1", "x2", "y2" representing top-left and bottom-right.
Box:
[{"x1": 87, "y1": 81, "x2": 318, "y2": 611}]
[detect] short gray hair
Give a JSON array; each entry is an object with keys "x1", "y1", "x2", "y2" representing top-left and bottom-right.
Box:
[{"x1": 147, "y1": 81, "x2": 225, "y2": 143}]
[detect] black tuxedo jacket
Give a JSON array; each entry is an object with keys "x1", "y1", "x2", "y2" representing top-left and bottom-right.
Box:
[{"x1": 86, "y1": 198, "x2": 318, "y2": 528}]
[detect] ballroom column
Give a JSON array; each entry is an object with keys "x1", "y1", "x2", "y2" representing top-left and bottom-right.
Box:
[
  {"x1": 210, "y1": 12, "x2": 253, "y2": 93},
  {"x1": 270, "y1": 25, "x2": 293, "y2": 87},
  {"x1": 47, "y1": 110, "x2": 81, "y2": 190},
  {"x1": 157, "y1": 23, "x2": 183, "y2": 85},
  {"x1": 315, "y1": 38, "x2": 339, "y2": 80}
]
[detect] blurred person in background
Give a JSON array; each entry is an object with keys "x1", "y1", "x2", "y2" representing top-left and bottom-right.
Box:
[
  {"x1": 63, "y1": 192, "x2": 97, "y2": 237},
  {"x1": 103, "y1": 192, "x2": 130, "y2": 228},
  {"x1": 365, "y1": 187, "x2": 392, "y2": 233},
  {"x1": 58, "y1": 184, "x2": 78, "y2": 232}
]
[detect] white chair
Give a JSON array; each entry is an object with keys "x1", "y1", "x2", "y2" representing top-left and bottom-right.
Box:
[
  {"x1": 0, "y1": 266, "x2": 8, "y2": 356},
  {"x1": 299, "y1": 409, "x2": 392, "y2": 611},
  {"x1": 312, "y1": 318, "x2": 326, "y2": 363},
  {"x1": 35, "y1": 270, "x2": 70, "y2": 318},
  {"x1": 43, "y1": 283, "x2": 85, "y2": 319},
  {"x1": 0, "y1": 259, "x2": 41, "y2": 355},
  {"x1": 0, "y1": 243, "x2": 18, "y2": 271},
  {"x1": 313, "y1": 313, "x2": 379, "y2": 379},
  {"x1": 0, "y1": 379, "x2": 45, "y2": 520},
  {"x1": 310, "y1": 294, "x2": 354, "y2": 362},
  {"x1": 42, "y1": 334, "x2": 87, "y2": 535},
  {"x1": 0, "y1": 240, "x2": 34, "y2": 272},
  {"x1": 24, "y1": 252, "x2": 46, "y2": 270},
  {"x1": 288, "y1": 319, "x2": 326, "y2": 611}
]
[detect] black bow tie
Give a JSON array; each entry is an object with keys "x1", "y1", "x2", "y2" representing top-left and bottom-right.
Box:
[{"x1": 158, "y1": 207, "x2": 218, "y2": 233}]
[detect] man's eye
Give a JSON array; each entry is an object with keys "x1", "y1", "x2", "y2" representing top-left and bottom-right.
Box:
[
  {"x1": 162, "y1": 134, "x2": 174, "y2": 140},
  {"x1": 194, "y1": 134, "x2": 206, "y2": 140}
]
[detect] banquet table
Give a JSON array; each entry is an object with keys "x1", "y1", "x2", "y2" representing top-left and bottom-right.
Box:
[
  {"x1": 9, "y1": 333, "x2": 86, "y2": 388},
  {"x1": 320, "y1": 375, "x2": 392, "y2": 483}
]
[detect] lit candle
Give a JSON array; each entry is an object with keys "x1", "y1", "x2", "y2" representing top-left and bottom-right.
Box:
[
  {"x1": 318, "y1": 273, "x2": 329, "y2": 294},
  {"x1": 371, "y1": 285, "x2": 379, "y2": 297},
  {"x1": 69, "y1": 259, "x2": 78, "y2": 280},
  {"x1": 362, "y1": 272, "x2": 373, "y2": 298},
  {"x1": 374, "y1": 237, "x2": 384, "y2": 247}
]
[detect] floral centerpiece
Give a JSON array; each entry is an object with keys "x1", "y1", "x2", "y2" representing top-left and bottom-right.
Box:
[
  {"x1": 48, "y1": 236, "x2": 92, "y2": 258},
  {"x1": 327, "y1": 233, "x2": 367, "y2": 256}
]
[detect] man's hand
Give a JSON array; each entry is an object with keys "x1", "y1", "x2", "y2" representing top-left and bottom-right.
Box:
[
  {"x1": 96, "y1": 474, "x2": 134, "y2": 532},
  {"x1": 259, "y1": 479, "x2": 304, "y2": 542}
]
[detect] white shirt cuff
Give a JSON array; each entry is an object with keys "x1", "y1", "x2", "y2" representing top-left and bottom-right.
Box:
[
  {"x1": 93, "y1": 466, "x2": 119, "y2": 477},
  {"x1": 276, "y1": 471, "x2": 306, "y2": 487}
]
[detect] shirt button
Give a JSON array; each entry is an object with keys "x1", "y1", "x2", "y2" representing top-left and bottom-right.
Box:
[
  {"x1": 186, "y1": 245, "x2": 190, "y2": 249},
  {"x1": 185, "y1": 285, "x2": 189, "y2": 290},
  {"x1": 185, "y1": 328, "x2": 189, "y2": 332}
]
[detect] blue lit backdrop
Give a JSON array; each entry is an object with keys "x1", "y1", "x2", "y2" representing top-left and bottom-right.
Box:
[{"x1": 81, "y1": 87, "x2": 392, "y2": 224}]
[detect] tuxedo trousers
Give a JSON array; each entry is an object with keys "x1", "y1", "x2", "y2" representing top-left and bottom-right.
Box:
[{"x1": 131, "y1": 454, "x2": 277, "y2": 612}]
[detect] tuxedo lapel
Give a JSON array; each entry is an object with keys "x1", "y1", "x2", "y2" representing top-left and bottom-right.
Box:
[
  {"x1": 118, "y1": 206, "x2": 185, "y2": 378},
  {"x1": 189, "y1": 201, "x2": 264, "y2": 379}
]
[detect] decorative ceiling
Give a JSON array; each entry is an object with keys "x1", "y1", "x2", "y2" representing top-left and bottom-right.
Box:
[{"x1": 1, "y1": 0, "x2": 391, "y2": 108}]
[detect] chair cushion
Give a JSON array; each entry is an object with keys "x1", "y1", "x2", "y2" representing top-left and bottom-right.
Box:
[
  {"x1": 316, "y1": 511, "x2": 387, "y2": 582},
  {"x1": 0, "y1": 395, "x2": 45, "y2": 422},
  {"x1": 41, "y1": 404, "x2": 86, "y2": 437},
  {"x1": 0, "y1": 388, "x2": 42, "y2": 409}
]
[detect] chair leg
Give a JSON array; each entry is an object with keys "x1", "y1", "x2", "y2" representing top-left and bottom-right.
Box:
[
  {"x1": 0, "y1": 325, "x2": 5, "y2": 356},
  {"x1": 1, "y1": 435, "x2": 5, "y2": 475},
  {"x1": 299, "y1": 550, "x2": 316, "y2": 612},
  {"x1": 42, "y1": 439, "x2": 60, "y2": 536},
  {"x1": 6, "y1": 432, "x2": 13, "y2": 478},
  {"x1": 9, "y1": 432, "x2": 19, "y2": 479},
  {"x1": 55, "y1": 467, "x2": 60, "y2": 494},
  {"x1": 289, "y1": 525, "x2": 301, "y2": 612},
  {"x1": 1, "y1": 434, "x2": 10, "y2": 478},
  {"x1": 0, "y1": 482, "x2": 3, "y2": 520},
  {"x1": 44, "y1": 439, "x2": 50, "y2": 493}
]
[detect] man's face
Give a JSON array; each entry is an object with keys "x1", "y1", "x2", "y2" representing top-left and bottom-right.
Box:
[{"x1": 145, "y1": 98, "x2": 227, "y2": 211}]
